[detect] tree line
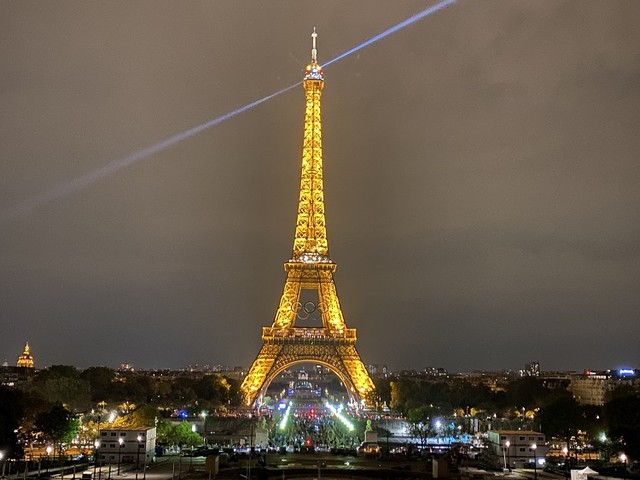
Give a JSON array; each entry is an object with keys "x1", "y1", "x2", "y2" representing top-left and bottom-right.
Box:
[
  {"x1": 0, "y1": 365, "x2": 242, "y2": 459},
  {"x1": 2, "y1": 367, "x2": 639, "y2": 463},
  {"x1": 379, "y1": 375, "x2": 640, "y2": 461}
]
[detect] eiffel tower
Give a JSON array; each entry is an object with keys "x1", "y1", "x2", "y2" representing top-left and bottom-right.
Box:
[{"x1": 241, "y1": 30, "x2": 375, "y2": 407}]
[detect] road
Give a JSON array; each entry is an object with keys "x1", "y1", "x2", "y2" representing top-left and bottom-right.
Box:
[
  {"x1": 10, "y1": 454, "x2": 571, "y2": 480},
  {"x1": 146, "y1": 452, "x2": 438, "y2": 479}
]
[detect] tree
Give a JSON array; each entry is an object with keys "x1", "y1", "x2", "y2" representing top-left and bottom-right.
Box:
[
  {"x1": 29, "y1": 365, "x2": 91, "y2": 411},
  {"x1": 0, "y1": 386, "x2": 25, "y2": 458},
  {"x1": 374, "y1": 377, "x2": 391, "y2": 406},
  {"x1": 449, "y1": 379, "x2": 495, "y2": 411},
  {"x1": 80, "y1": 367, "x2": 116, "y2": 402},
  {"x1": 16, "y1": 390, "x2": 50, "y2": 449},
  {"x1": 390, "y1": 379, "x2": 419, "y2": 412},
  {"x1": 604, "y1": 385, "x2": 640, "y2": 461},
  {"x1": 123, "y1": 375, "x2": 157, "y2": 404},
  {"x1": 539, "y1": 393, "x2": 583, "y2": 451},
  {"x1": 115, "y1": 404, "x2": 160, "y2": 429},
  {"x1": 224, "y1": 376, "x2": 243, "y2": 407},
  {"x1": 168, "y1": 377, "x2": 197, "y2": 405},
  {"x1": 163, "y1": 422, "x2": 202, "y2": 448},
  {"x1": 407, "y1": 403, "x2": 439, "y2": 439},
  {"x1": 582, "y1": 405, "x2": 606, "y2": 453},
  {"x1": 505, "y1": 377, "x2": 550, "y2": 412},
  {"x1": 193, "y1": 374, "x2": 231, "y2": 406},
  {"x1": 34, "y1": 404, "x2": 79, "y2": 454}
]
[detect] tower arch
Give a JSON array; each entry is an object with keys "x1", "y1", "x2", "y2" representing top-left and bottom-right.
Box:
[{"x1": 257, "y1": 358, "x2": 360, "y2": 406}]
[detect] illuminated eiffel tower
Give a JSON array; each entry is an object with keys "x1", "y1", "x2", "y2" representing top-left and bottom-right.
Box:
[{"x1": 241, "y1": 30, "x2": 375, "y2": 407}]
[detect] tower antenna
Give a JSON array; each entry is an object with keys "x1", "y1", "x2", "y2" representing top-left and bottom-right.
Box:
[{"x1": 311, "y1": 27, "x2": 318, "y2": 63}]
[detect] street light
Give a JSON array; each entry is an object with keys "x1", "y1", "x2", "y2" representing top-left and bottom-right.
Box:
[
  {"x1": 0, "y1": 451, "x2": 6, "y2": 479},
  {"x1": 200, "y1": 411, "x2": 207, "y2": 444},
  {"x1": 531, "y1": 443, "x2": 538, "y2": 480},
  {"x1": 45, "y1": 445, "x2": 53, "y2": 476},
  {"x1": 503, "y1": 441, "x2": 510, "y2": 471},
  {"x1": 563, "y1": 446, "x2": 569, "y2": 479},
  {"x1": 247, "y1": 413, "x2": 254, "y2": 480},
  {"x1": 117, "y1": 438, "x2": 124, "y2": 475},
  {"x1": 94, "y1": 441, "x2": 100, "y2": 479},
  {"x1": 620, "y1": 453, "x2": 627, "y2": 480},
  {"x1": 135, "y1": 436, "x2": 143, "y2": 480}
]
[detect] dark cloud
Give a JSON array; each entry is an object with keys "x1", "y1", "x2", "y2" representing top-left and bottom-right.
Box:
[{"x1": 1, "y1": 1, "x2": 639, "y2": 372}]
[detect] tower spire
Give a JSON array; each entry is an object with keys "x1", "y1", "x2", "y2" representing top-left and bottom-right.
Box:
[
  {"x1": 311, "y1": 27, "x2": 318, "y2": 63},
  {"x1": 295, "y1": 29, "x2": 326, "y2": 261}
]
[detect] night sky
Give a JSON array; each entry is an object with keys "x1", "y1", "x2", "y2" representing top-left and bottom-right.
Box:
[{"x1": 1, "y1": 1, "x2": 639, "y2": 373}]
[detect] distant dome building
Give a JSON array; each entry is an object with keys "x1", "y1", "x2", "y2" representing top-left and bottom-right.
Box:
[{"x1": 16, "y1": 342, "x2": 35, "y2": 368}]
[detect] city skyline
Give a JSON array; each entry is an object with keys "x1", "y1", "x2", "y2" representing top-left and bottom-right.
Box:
[
  {"x1": 1, "y1": 340, "x2": 636, "y2": 375},
  {"x1": 1, "y1": 2, "x2": 639, "y2": 372}
]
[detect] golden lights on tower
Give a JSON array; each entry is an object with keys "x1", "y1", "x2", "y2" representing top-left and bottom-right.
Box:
[{"x1": 240, "y1": 30, "x2": 375, "y2": 407}]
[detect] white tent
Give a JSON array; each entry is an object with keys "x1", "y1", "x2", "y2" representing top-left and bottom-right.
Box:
[{"x1": 571, "y1": 466, "x2": 599, "y2": 480}]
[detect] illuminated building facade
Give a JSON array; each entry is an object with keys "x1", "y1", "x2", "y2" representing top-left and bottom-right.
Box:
[
  {"x1": 523, "y1": 361, "x2": 540, "y2": 377},
  {"x1": 16, "y1": 342, "x2": 35, "y2": 368},
  {"x1": 241, "y1": 31, "x2": 375, "y2": 407},
  {"x1": 97, "y1": 427, "x2": 156, "y2": 466},
  {"x1": 488, "y1": 430, "x2": 547, "y2": 469},
  {"x1": 568, "y1": 369, "x2": 638, "y2": 406}
]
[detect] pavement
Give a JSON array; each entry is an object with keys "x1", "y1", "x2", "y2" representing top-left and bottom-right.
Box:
[{"x1": 6, "y1": 456, "x2": 572, "y2": 480}]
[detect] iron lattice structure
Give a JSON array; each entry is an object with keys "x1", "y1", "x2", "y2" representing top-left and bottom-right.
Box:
[{"x1": 241, "y1": 32, "x2": 375, "y2": 407}]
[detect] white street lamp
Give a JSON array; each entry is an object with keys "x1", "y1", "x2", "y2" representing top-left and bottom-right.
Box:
[
  {"x1": 135, "y1": 436, "x2": 143, "y2": 480},
  {"x1": 201, "y1": 411, "x2": 208, "y2": 445},
  {"x1": 45, "y1": 445, "x2": 53, "y2": 476},
  {"x1": 93, "y1": 441, "x2": 100, "y2": 478},
  {"x1": 503, "y1": 441, "x2": 510, "y2": 470},
  {"x1": 117, "y1": 437, "x2": 124, "y2": 475}
]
